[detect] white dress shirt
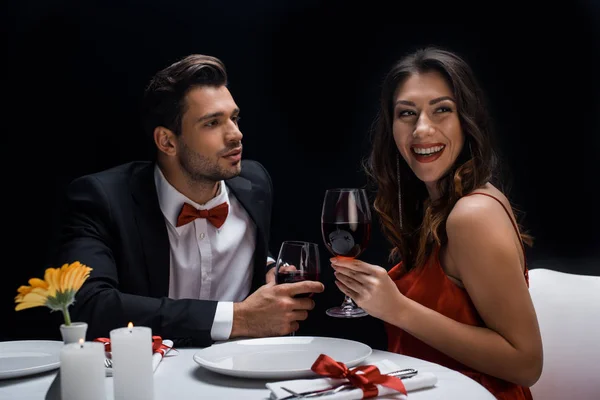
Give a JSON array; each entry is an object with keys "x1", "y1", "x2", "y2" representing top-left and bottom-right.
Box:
[{"x1": 154, "y1": 166, "x2": 272, "y2": 340}]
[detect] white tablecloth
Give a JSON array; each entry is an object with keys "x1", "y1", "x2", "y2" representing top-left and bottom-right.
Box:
[{"x1": 0, "y1": 347, "x2": 495, "y2": 399}]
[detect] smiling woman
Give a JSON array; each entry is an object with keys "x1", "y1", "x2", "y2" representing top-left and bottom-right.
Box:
[
  {"x1": 393, "y1": 77, "x2": 465, "y2": 193},
  {"x1": 330, "y1": 46, "x2": 542, "y2": 400}
]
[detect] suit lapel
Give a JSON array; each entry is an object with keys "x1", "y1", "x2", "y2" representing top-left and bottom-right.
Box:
[
  {"x1": 226, "y1": 176, "x2": 263, "y2": 231},
  {"x1": 130, "y1": 163, "x2": 170, "y2": 297}
]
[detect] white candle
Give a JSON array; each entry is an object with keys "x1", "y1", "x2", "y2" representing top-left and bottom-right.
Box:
[
  {"x1": 60, "y1": 340, "x2": 106, "y2": 400},
  {"x1": 110, "y1": 323, "x2": 154, "y2": 400}
]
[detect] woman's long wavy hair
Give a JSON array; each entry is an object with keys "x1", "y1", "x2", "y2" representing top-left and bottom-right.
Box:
[{"x1": 365, "y1": 47, "x2": 532, "y2": 271}]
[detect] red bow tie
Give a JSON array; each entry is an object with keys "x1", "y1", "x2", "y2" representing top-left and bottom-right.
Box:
[{"x1": 176, "y1": 202, "x2": 229, "y2": 229}]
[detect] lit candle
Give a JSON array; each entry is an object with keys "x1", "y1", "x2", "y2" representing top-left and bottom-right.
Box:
[
  {"x1": 60, "y1": 339, "x2": 106, "y2": 400},
  {"x1": 110, "y1": 322, "x2": 154, "y2": 400}
]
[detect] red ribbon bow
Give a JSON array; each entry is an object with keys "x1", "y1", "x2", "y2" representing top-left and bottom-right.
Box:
[
  {"x1": 311, "y1": 354, "x2": 407, "y2": 398},
  {"x1": 94, "y1": 335, "x2": 172, "y2": 357}
]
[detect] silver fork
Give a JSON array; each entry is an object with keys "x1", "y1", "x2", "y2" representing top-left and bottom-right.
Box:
[{"x1": 280, "y1": 368, "x2": 417, "y2": 399}]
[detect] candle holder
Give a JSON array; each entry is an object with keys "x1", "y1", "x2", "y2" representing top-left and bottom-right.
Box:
[{"x1": 60, "y1": 322, "x2": 88, "y2": 344}]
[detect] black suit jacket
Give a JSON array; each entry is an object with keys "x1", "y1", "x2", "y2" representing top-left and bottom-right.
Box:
[{"x1": 54, "y1": 160, "x2": 273, "y2": 347}]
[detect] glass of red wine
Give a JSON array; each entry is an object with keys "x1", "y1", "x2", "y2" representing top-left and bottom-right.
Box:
[
  {"x1": 274, "y1": 241, "x2": 321, "y2": 295},
  {"x1": 274, "y1": 241, "x2": 321, "y2": 336},
  {"x1": 321, "y1": 188, "x2": 372, "y2": 318}
]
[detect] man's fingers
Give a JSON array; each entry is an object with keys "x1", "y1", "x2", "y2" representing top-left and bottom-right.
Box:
[
  {"x1": 266, "y1": 265, "x2": 276, "y2": 284},
  {"x1": 290, "y1": 297, "x2": 315, "y2": 311},
  {"x1": 291, "y1": 310, "x2": 309, "y2": 321},
  {"x1": 287, "y1": 280, "x2": 324, "y2": 297},
  {"x1": 289, "y1": 321, "x2": 300, "y2": 333}
]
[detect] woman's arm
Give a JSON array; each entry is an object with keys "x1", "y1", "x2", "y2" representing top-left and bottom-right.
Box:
[{"x1": 332, "y1": 196, "x2": 543, "y2": 387}]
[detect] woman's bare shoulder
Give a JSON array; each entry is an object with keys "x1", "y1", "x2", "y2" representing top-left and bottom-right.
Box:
[
  {"x1": 445, "y1": 183, "x2": 525, "y2": 279},
  {"x1": 447, "y1": 183, "x2": 513, "y2": 233}
]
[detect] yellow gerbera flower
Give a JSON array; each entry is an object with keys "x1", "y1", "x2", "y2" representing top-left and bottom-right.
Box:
[{"x1": 15, "y1": 262, "x2": 92, "y2": 326}]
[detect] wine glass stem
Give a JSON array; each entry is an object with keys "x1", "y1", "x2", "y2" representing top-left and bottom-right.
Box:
[{"x1": 341, "y1": 295, "x2": 358, "y2": 310}]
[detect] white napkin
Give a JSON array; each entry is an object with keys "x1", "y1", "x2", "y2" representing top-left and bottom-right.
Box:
[
  {"x1": 267, "y1": 359, "x2": 437, "y2": 399},
  {"x1": 105, "y1": 339, "x2": 175, "y2": 376}
]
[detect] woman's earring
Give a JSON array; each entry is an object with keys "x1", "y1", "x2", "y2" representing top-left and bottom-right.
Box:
[{"x1": 397, "y1": 154, "x2": 403, "y2": 230}]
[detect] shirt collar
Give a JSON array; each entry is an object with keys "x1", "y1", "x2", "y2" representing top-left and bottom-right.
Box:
[{"x1": 154, "y1": 165, "x2": 230, "y2": 229}]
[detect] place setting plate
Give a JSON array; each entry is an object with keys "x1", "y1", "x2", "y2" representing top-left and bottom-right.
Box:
[
  {"x1": 193, "y1": 336, "x2": 372, "y2": 379},
  {"x1": 0, "y1": 340, "x2": 63, "y2": 379}
]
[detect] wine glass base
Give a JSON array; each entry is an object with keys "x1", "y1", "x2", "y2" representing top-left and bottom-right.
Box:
[{"x1": 326, "y1": 306, "x2": 369, "y2": 318}]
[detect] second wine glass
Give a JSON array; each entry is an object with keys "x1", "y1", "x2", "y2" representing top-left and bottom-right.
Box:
[
  {"x1": 321, "y1": 188, "x2": 372, "y2": 318},
  {"x1": 274, "y1": 241, "x2": 321, "y2": 336},
  {"x1": 274, "y1": 241, "x2": 321, "y2": 292}
]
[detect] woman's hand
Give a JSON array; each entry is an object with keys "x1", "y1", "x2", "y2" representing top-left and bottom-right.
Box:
[{"x1": 331, "y1": 257, "x2": 405, "y2": 321}]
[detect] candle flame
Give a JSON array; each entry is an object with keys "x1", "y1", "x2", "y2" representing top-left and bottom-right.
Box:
[
  {"x1": 128, "y1": 322, "x2": 133, "y2": 328},
  {"x1": 78, "y1": 338, "x2": 84, "y2": 347}
]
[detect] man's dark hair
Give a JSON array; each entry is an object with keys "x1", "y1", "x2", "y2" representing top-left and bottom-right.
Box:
[{"x1": 141, "y1": 54, "x2": 228, "y2": 138}]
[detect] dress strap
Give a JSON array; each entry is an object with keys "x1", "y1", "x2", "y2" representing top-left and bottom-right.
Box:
[{"x1": 463, "y1": 192, "x2": 527, "y2": 268}]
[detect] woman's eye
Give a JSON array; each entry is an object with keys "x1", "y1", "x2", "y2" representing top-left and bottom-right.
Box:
[{"x1": 398, "y1": 110, "x2": 416, "y2": 118}]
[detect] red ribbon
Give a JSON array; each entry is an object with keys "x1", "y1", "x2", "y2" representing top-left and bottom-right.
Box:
[
  {"x1": 311, "y1": 354, "x2": 407, "y2": 398},
  {"x1": 152, "y1": 336, "x2": 172, "y2": 356},
  {"x1": 94, "y1": 335, "x2": 173, "y2": 356}
]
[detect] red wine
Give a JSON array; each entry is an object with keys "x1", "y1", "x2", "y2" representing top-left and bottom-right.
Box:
[
  {"x1": 275, "y1": 271, "x2": 320, "y2": 297},
  {"x1": 321, "y1": 222, "x2": 371, "y2": 258}
]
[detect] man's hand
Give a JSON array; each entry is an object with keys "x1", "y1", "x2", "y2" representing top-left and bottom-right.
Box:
[
  {"x1": 231, "y1": 280, "x2": 325, "y2": 337},
  {"x1": 266, "y1": 263, "x2": 276, "y2": 284}
]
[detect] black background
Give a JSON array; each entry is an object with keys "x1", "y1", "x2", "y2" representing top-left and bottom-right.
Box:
[{"x1": 3, "y1": 0, "x2": 599, "y2": 344}]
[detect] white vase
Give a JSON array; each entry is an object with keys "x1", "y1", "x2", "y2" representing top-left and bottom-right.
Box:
[{"x1": 60, "y1": 322, "x2": 88, "y2": 344}]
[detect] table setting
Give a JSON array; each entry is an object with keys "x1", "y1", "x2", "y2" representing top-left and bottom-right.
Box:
[
  {"x1": 1, "y1": 331, "x2": 498, "y2": 400},
  {"x1": 1, "y1": 192, "x2": 496, "y2": 399},
  {"x1": 3, "y1": 335, "x2": 429, "y2": 399}
]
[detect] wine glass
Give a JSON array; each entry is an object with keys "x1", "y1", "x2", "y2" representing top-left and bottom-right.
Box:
[
  {"x1": 274, "y1": 241, "x2": 321, "y2": 290},
  {"x1": 321, "y1": 188, "x2": 372, "y2": 318},
  {"x1": 274, "y1": 241, "x2": 321, "y2": 335}
]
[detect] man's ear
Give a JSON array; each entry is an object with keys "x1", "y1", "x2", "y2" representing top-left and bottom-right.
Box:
[{"x1": 154, "y1": 126, "x2": 177, "y2": 156}]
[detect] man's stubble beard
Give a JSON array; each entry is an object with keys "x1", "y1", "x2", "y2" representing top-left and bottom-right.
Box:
[{"x1": 178, "y1": 144, "x2": 241, "y2": 185}]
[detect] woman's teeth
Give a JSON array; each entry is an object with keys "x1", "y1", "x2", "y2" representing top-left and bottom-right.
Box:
[{"x1": 412, "y1": 145, "x2": 445, "y2": 156}]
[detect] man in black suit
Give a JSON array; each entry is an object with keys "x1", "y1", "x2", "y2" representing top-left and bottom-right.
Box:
[{"x1": 54, "y1": 54, "x2": 324, "y2": 347}]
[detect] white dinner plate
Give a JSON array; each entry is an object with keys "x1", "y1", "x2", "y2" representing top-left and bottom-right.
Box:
[
  {"x1": 0, "y1": 340, "x2": 63, "y2": 379},
  {"x1": 193, "y1": 336, "x2": 372, "y2": 379}
]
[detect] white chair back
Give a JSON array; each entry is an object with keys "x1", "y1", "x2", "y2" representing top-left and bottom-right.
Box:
[{"x1": 528, "y1": 268, "x2": 600, "y2": 400}]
